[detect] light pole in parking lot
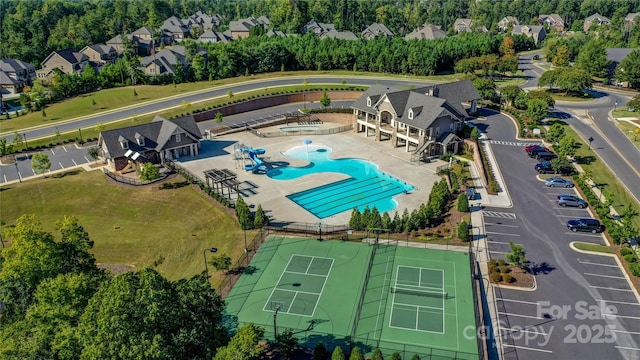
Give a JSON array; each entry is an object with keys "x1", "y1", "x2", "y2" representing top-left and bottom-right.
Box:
[
  {"x1": 203, "y1": 247, "x2": 218, "y2": 281},
  {"x1": 14, "y1": 161, "x2": 21, "y2": 183},
  {"x1": 23, "y1": 133, "x2": 28, "y2": 150}
]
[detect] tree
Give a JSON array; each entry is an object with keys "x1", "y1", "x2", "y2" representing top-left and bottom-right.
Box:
[
  {"x1": 539, "y1": 69, "x2": 560, "y2": 89},
  {"x1": 410, "y1": 355, "x2": 421, "y2": 360},
  {"x1": 349, "y1": 347, "x2": 364, "y2": 360},
  {"x1": 546, "y1": 123, "x2": 565, "y2": 144},
  {"x1": 235, "y1": 196, "x2": 254, "y2": 230},
  {"x1": 331, "y1": 346, "x2": 345, "y2": 360},
  {"x1": 254, "y1": 204, "x2": 269, "y2": 228},
  {"x1": 457, "y1": 193, "x2": 469, "y2": 212},
  {"x1": 500, "y1": 85, "x2": 523, "y2": 106},
  {"x1": 627, "y1": 95, "x2": 640, "y2": 111},
  {"x1": 209, "y1": 253, "x2": 232, "y2": 272},
  {"x1": 31, "y1": 153, "x2": 51, "y2": 176},
  {"x1": 227, "y1": 90, "x2": 234, "y2": 98},
  {"x1": 215, "y1": 111, "x2": 224, "y2": 124},
  {"x1": 133, "y1": 88, "x2": 138, "y2": 97},
  {"x1": 320, "y1": 90, "x2": 331, "y2": 108},
  {"x1": 87, "y1": 147, "x2": 99, "y2": 163},
  {"x1": 557, "y1": 136, "x2": 576, "y2": 159},
  {"x1": 371, "y1": 348, "x2": 384, "y2": 360},
  {"x1": 139, "y1": 162, "x2": 161, "y2": 181},
  {"x1": 91, "y1": 98, "x2": 97, "y2": 109},
  {"x1": 575, "y1": 39, "x2": 609, "y2": 77},
  {"x1": 390, "y1": 353, "x2": 402, "y2": 360},
  {"x1": 499, "y1": 36, "x2": 515, "y2": 57},
  {"x1": 349, "y1": 208, "x2": 363, "y2": 231},
  {"x1": 552, "y1": 45, "x2": 571, "y2": 67},
  {"x1": 472, "y1": 77, "x2": 496, "y2": 100},
  {"x1": 56, "y1": 216, "x2": 100, "y2": 275},
  {"x1": 506, "y1": 241, "x2": 528, "y2": 268},
  {"x1": 313, "y1": 342, "x2": 328, "y2": 360},
  {"x1": 94, "y1": 122, "x2": 105, "y2": 134},
  {"x1": 276, "y1": 329, "x2": 298, "y2": 359},
  {"x1": 617, "y1": 50, "x2": 640, "y2": 89},
  {"x1": 556, "y1": 68, "x2": 592, "y2": 93},
  {"x1": 0, "y1": 137, "x2": 13, "y2": 156},
  {"x1": 458, "y1": 221, "x2": 470, "y2": 242},
  {"x1": 470, "y1": 126, "x2": 479, "y2": 140},
  {"x1": 41, "y1": 108, "x2": 47, "y2": 120},
  {"x1": 214, "y1": 323, "x2": 264, "y2": 360},
  {"x1": 526, "y1": 99, "x2": 549, "y2": 122}
]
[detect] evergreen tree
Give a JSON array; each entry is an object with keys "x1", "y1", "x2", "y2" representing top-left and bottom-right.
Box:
[
  {"x1": 349, "y1": 347, "x2": 364, "y2": 360},
  {"x1": 254, "y1": 204, "x2": 269, "y2": 228},
  {"x1": 371, "y1": 348, "x2": 384, "y2": 360},
  {"x1": 235, "y1": 196, "x2": 254, "y2": 230},
  {"x1": 331, "y1": 346, "x2": 345, "y2": 360},
  {"x1": 349, "y1": 208, "x2": 363, "y2": 231},
  {"x1": 313, "y1": 342, "x2": 328, "y2": 360}
]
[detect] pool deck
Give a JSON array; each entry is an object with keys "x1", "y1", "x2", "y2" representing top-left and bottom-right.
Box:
[{"x1": 177, "y1": 123, "x2": 447, "y2": 225}]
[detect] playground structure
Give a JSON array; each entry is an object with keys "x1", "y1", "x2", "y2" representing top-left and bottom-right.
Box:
[{"x1": 234, "y1": 143, "x2": 267, "y2": 172}]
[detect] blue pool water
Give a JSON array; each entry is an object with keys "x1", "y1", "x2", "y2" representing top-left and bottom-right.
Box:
[{"x1": 267, "y1": 145, "x2": 415, "y2": 219}]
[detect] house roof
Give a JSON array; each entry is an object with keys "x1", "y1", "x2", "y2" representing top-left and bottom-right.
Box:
[
  {"x1": 404, "y1": 24, "x2": 447, "y2": 40},
  {"x1": 257, "y1": 15, "x2": 270, "y2": 26},
  {"x1": 500, "y1": 16, "x2": 519, "y2": 25},
  {"x1": 81, "y1": 44, "x2": 115, "y2": 56},
  {"x1": 320, "y1": 29, "x2": 358, "y2": 40},
  {"x1": 132, "y1": 26, "x2": 154, "y2": 36},
  {"x1": 454, "y1": 18, "x2": 473, "y2": 28},
  {"x1": 303, "y1": 19, "x2": 335, "y2": 35},
  {"x1": 100, "y1": 116, "x2": 201, "y2": 159},
  {"x1": 414, "y1": 80, "x2": 481, "y2": 115},
  {"x1": 266, "y1": 29, "x2": 287, "y2": 37},
  {"x1": 361, "y1": 23, "x2": 394, "y2": 39},
  {"x1": 539, "y1": 14, "x2": 564, "y2": 26},
  {"x1": 0, "y1": 58, "x2": 36, "y2": 74},
  {"x1": 0, "y1": 71, "x2": 20, "y2": 85},
  {"x1": 139, "y1": 46, "x2": 188, "y2": 73},
  {"x1": 197, "y1": 30, "x2": 231, "y2": 43},
  {"x1": 625, "y1": 12, "x2": 640, "y2": 22},
  {"x1": 606, "y1": 48, "x2": 635, "y2": 63},
  {"x1": 229, "y1": 17, "x2": 262, "y2": 32},
  {"x1": 162, "y1": 16, "x2": 191, "y2": 34},
  {"x1": 585, "y1": 13, "x2": 610, "y2": 23},
  {"x1": 41, "y1": 48, "x2": 88, "y2": 67}
]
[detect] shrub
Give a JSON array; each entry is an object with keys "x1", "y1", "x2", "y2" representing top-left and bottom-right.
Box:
[
  {"x1": 499, "y1": 266, "x2": 511, "y2": 273},
  {"x1": 624, "y1": 254, "x2": 637, "y2": 263},
  {"x1": 490, "y1": 272, "x2": 503, "y2": 283},
  {"x1": 502, "y1": 274, "x2": 514, "y2": 283},
  {"x1": 458, "y1": 221, "x2": 469, "y2": 241},
  {"x1": 630, "y1": 263, "x2": 640, "y2": 277},
  {"x1": 620, "y1": 248, "x2": 634, "y2": 256},
  {"x1": 488, "y1": 259, "x2": 497, "y2": 269},
  {"x1": 491, "y1": 266, "x2": 501, "y2": 273},
  {"x1": 497, "y1": 259, "x2": 506, "y2": 266},
  {"x1": 457, "y1": 193, "x2": 469, "y2": 212}
]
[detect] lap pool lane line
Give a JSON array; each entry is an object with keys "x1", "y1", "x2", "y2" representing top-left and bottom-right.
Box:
[{"x1": 475, "y1": 124, "x2": 640, "y2": 359}]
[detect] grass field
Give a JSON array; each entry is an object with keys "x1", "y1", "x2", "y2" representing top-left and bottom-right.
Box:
[
  {"x1": 0, "y1": 169, "x2": 248, "y2": 283},
  {"x1": 573, "y1": 242, "x2": 612, "y2": 254},
  {"x1": 613, "y1": 119, "x2": 640, "y2": 151}
]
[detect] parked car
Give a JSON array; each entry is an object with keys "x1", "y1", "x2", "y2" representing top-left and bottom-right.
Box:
[
  {"x1": 557, "y1": 194, "x2": 587, "y2": 208},
  {"x1": 533, "y1": 55, "x2": 540, "y2": 60},
  {"x1": 535, "y1": 151, "x2": 558, "y2": 161},
  {"x1": 544, "y1": 177, "x2": 574, "y2": 188},
  {"x1": 535, "y1": 161, "x2": 573, "y2": 175},
  {"x1": 528, "y1": 147, "x2": 550, "y2": 157},
  {"x1": 566, "y1": 218, "x2": 603, "y2": 233},
  {"x1": 525, "y1": 144, "x2": 546, "y2": 152}
]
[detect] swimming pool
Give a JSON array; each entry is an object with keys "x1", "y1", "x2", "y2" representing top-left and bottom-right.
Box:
[{"x1": 267, "y1": 145, "x2": 414, "y2": 219}]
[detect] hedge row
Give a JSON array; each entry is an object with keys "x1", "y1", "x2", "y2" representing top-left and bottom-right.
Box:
[
  {"x1": 475, "y1": 139, "x2": 500, "y2": 193},
  {"x1": 165, "y1": 163, "x2": 233, "y2": 208},
  {"x1": 620, "y1": 247, "x2": 640, "y2": 277}
]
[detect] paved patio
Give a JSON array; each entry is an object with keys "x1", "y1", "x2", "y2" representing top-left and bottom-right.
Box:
[{"x1": 177, "y1": 124, "x2": 447, "y2": 225}]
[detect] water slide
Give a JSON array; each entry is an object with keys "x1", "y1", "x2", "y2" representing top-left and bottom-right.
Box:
[{"x1": 242, "y1": 147, "x2": 267, "y2": 172}]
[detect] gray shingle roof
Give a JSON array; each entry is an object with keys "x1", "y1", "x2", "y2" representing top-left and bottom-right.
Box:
[
  {"x1": 414, "y1": 79, "x2": 480, "y2": 114},
  {"x1": 0, "y1": 59, "x2": 35, "y2": 74},
  {"x1": 0, "y1": 71, "x2": 19, "y2": 85},
  {"x1": 361, "y1": 23, "x2": 394, "y2": 39},
  {"x1": 404, "y1": 24, "x2": 447, "y2": 40},
  {"x1": 320, "y1": 29, "x2": 358, "y2": 40},
  {"x1": 606, "y1": 48, "x2": 635, "y2": 63},
  {"x1": 100, "y1": 116, "x2": 200, "y2": 159}
]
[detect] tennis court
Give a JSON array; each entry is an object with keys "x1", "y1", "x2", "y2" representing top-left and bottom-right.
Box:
[{"x1": 224, "y1": 236, "x2": 478, "y2": 359}]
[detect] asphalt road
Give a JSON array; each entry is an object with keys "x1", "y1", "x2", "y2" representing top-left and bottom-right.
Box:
[{"x1": 472, "y1": 110, "x2": 640, "y2": 360}]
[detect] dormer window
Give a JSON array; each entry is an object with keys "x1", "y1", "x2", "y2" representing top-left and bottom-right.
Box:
[
  {"x1": 134, "y1": 132, "x2": 145, "y2": 146},
  {"x1": 176, "y1": 134, "x2": 181, "y2": 142},
  {"x1": 367, "y1": 97, "x2": 371, "y2": 107},
  {"x1": 408, "y1": 109, "x2": 414, "y2": 119},
  {"x1": 118, "y1": 135, "x2": 128, "y2": 150}
]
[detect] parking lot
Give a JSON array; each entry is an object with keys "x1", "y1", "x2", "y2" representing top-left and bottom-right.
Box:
[{"x1": 479, "y1": 130, "x2": 640, "y2": 360}]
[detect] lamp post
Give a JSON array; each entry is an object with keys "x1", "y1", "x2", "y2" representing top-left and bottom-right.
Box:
[
  {"x1": 317, "y1": 222, "x2": 322, "y2": 241},
  {"x1": 203, "y1": 247, "x2": 218, "y2": 280},
  {"x1": 273, "y1": 304, "x2": 280, "y2": 338},
  {"x1": 23, "y1": 133, "x2": 28, "y2": 150},
  {"x1": 588, "y1": 136, "x2": 594, "y2": 150},
  {"x1": 78, "y1": 128, "x2": 83, "y2": 142},
  {"x1": 14, "y1": 161, "x2": 21, "y2": 183}
]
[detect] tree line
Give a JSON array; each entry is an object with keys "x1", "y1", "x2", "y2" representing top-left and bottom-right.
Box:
[{"x1": 3, "y1": 0, "x2": 639, "y2": 66}]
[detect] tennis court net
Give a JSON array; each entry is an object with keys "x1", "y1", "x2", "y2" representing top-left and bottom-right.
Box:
[{"x1": 391, "y1": 286, "x2": 448, "y2": 299}]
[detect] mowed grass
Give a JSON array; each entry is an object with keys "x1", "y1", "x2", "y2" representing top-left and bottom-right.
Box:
[
  {"x1": 614, "y1": 119, "x2": 640, "y2": 151},
  {"x1": 0, "y1": 169, "x2": 246, "y2": 283},
  {"x1": 573, "y1": 242, "x2": 612, "y2": 254}
]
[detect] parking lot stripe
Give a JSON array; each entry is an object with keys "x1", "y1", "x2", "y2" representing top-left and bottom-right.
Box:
[
  {"x1": 486, "y1": 231, "x2": 521, "y2": 236},
  {"x1": 589, "y1": 285, "x2": 634, "y2": 292},
  {"x1": 84, "y1": 156, "x2": 90, "y2": 162},
  {"x1": 609, "y1": 329, "x2": 640, "y2": 335},
  {"x1": 488, "y1": 240, "x2": 522, "y2": 245},
  {"x1": 565, "y1": 232, "x2": 603, "y2": 237},
  {"x1": 595, "y1": 299, "x2": 640, "y2": 306},
  {"x1": 497, "y1": 298, "x2": 540, "y2": 305},
  {"x1": 50, "y1": 148, "x2": 55, "y2": 155},
  {"x1": 503, "y1": 344, "x2": 553, "y2": 353},
  {"x1": 484, "y1": 222, "x2": 519, "y2": 228},
  {"x1": 501, "y1": 327, "x2": 549, "y2": 336},
  {"x1": 615, "y1": 346, "x2": 640, "y2": 352},
  {"x1": 59, "y1": 162, "x2": 64, "y2": 169},
  {"x1": 584, "y1": 272, "x2": 625, "y2": 279},
  {"x1": 498, "y1": 311, "x2": 542, "y2": 319},
  {"x1": 3, "y1": 174, "x2": 6, "y2": 183},
  {"x1": 63, "y1": 146, "x2": 68, "y2": 152},
  {"x1": 72, "y1": 159, "x2": 78, "y2": 166},
  {"x1": 605, "y1": 314, "x2": 640, "y2": 320},
  {"x1": 556, "y1": 214, "x2": 583, "y2": 218},
  {"x1": 552, "y1": 207, "x2": 589, "y2": 211},
  {"x1": 578, "y1": 260, "x2": 618, "y2": 267}
]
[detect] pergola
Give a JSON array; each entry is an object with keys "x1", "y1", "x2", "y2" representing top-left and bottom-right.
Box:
[{"x1": 204, "y1": 168, "x2": 240, "y2": 199}]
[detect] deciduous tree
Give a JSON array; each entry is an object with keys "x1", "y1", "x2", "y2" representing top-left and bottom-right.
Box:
[
  {"x1": 506, "y1": 241, "x2": 528, "y2": 268},
  {"x1": 31, "y1": 153, "x2": 51, "y2": 176},
  {"x1": 139, "y1": 162, "x2": 161, "y2": 181},
  {"x1": 214, "y1": 323, "x2": 264, "y2": 360}
]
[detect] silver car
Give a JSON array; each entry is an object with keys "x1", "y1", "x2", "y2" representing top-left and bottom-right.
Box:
[
  {"x1": 544, "y1": 177, "x2": 574, "y2": 188},
  {"x1": 557, "y1": 194, "x2": 587, "y2": 208}
]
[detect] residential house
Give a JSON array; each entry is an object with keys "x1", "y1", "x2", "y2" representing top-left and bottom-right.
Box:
[
  {"x1": 319, "y1": 29, "x2": 358, "y2": 40},
  {"x1": 266, "y1": 29, "x2": 288, "y2": 38},
  {"x1": 161, "y1": 16, "x2": 192, "y2": 42},
  {"x1": 106, "y1": 34, "x2": 139, "y2": 55},
  {"x1": 624, "y1": 12, "x2": 640, "y2": 29},
  {"x1": 539, "y1": 14, "x2": 565, "y2": 32},
  {"x1": 606, "y1": 48, "x2": 634, "y2": 86},
  {"x1": 498, "y1": 16, "x2": 519, "y2": 31},
  {"x1": 350, "y1": 80, "x2": 479, "y2": 158},
  {"x1": 361, "y1": 23, "x2": 394, "y2": 39},
  {"x1": 81, "y1": 44, "x2": 118, "y2": 67},
  {"x1": 139, "y1": 46, "x2": 190, "y2": 77},
  {"x1": 229, "y1": 16, "x2": 269, "y2": 39},
  {"x1": 1, "y1": 58, "x2": 36, "y2": 95},
  {"x1": 36, "y1": 48, "x2": 89, "y2": 81},
  {"x1": 196, "y1": 29, "x2": 232, "y2": 43},
  {"x1": 584, "y1": 13, "x2": 610, "y2": 32},
  {"x1": 189, "y1": 11, "x2": 224, "y2": 32},
  {"x1": 99, "y1": 115, "x2": 202, "y2": 172},
  {"x1": 404, "y1": 24, "x2": 447, "y2": 40},
  {"x1": 302, "y1": 19, "x2": 336, "y2": 36},
  {"x1": 512, "y1": 25, "x2": 546, "y2": 44},
  {"x1": 454, "y1": 19, "x2": 472, "y2": 33}
]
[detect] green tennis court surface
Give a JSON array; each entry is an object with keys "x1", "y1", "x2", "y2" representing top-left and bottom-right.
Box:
[{"x1": 224, "y1": 236, "x2": 478, "y2": 359}]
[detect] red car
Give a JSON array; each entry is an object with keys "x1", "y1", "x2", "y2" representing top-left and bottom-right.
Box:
[{"x1": 525, "y1": 144, "x2": 547, "y2": 152}]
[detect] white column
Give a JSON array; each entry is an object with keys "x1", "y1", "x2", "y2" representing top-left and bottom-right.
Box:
[{"x1": 405, "y1": 127, "x2": 410, "y2": 152}]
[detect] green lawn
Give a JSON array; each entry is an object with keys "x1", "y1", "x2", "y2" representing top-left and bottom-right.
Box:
[
  {"x1": 613, "y1": 108, "x2": 640, "y2": 118},
  {"x1": 0, "y1": 169, "x2": 248, "y2": 284},
  {"x1": 613, "y1": 119, "x2": 640, "y2": 151},
  {"x1": 550, "y1": 92, "x2": 593, "y2": 102},
  {"x1": 573, "y1": 242, "x2": 612, "y2": 254}
]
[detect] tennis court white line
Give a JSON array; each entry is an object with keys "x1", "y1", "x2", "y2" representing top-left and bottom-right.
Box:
[
  {"x1": 287, "y1": 291, "x2": 298, "y2": 313},
  {"x1": 595, "y1": 299, "x2": 640, "y2": 306},
  {"x1": 263, "y1": 256, "x2": 297, "y2": 312},
  {"x1": 375, "y1": 256, "x2": 393, "y2": 339},
  {"x1": 310, "y1": 257, "x2": 334, "y2": 317},
  {"x1": 452, "y1": 260, "x2": 458, "y2": 350},
  {"x1": 276, "y1": 287, "x2": 322, "y2": 296},
  {"x1": 503, "y1": 344, "x2": 552, "y2": 353},
  {"x1": 284, "y1": 270, "x2": 328, "y2": 277},
  {"x1": 394, "y1": 301, "x2": 443, "y2": 311},
  {"x1": 584, "y1": 272, "x2": 625, "y2": 279}
]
